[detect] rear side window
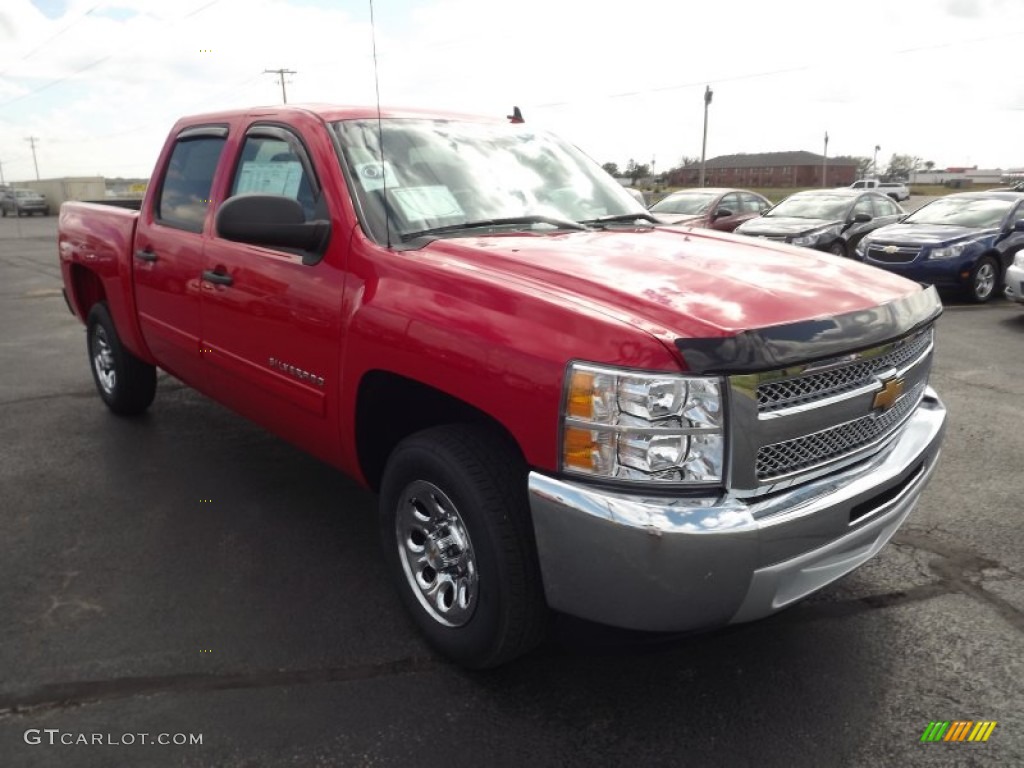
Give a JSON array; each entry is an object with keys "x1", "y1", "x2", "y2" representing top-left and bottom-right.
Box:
[{"x1": 156, "y1": 136, "x2": 226, "y2": 233}]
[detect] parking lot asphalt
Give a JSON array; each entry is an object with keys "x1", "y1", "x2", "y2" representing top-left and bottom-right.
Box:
[{"x1": 1, "y1": 211, "x2": 1021, "y2": 767}]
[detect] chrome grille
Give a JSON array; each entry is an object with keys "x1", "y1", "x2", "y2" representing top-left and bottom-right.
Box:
[
  {"x1": 757, "y1": 328, "x2": 932, "y2": 412},
  {"x1": 866, "y1": 245, "x2": 921, "y2": 264},
  {"x1": 756, "y1": 379, "x2": 927, "y2": 481}
]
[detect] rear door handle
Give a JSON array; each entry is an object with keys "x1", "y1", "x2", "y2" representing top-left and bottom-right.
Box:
[
  {"x1": 134, "y1": 248, "x2": 157, "y2": 262},
  {"x1": 202, "y1": 269, "x2": 233, "y2": 286}
]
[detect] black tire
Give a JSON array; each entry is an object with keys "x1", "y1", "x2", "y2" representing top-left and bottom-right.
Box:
[
  {"x1": 380, "y1": 424, "x2": 547, "y2": 668},
  {"x1": 828, "y1": 240, "x2": 847, "y2": 258},
  {"x1": 86, "y1": 303, "x2": 157, "y2": 415},
  {"x1": 968, "y1": 256, "x2": 999, "y2": 303}
]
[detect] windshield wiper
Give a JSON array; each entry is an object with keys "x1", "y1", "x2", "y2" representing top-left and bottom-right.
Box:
[
  {"x1": 581, "y1": 212, "x2": 659, "y2": 227},
  {"x1": 400, "y1": 215, "x2": 588, "y2": 242}
]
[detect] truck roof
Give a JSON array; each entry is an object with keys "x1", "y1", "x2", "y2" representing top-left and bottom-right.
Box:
[{"x1": 172, "y1": 103, "x2": 506, "y2": 127}]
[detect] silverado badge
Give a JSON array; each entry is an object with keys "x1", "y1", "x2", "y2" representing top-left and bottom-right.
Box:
[
  {"x1": 883, "y1": 245, "x2": 898, "y2": 254},
  {"x1": 872, "y1": 376, "x2": 905, "y2": 412}
]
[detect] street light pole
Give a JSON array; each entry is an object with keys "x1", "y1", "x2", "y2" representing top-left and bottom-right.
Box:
[
  {"x1": 699, "y1": 85, "x2": 712, "y2": 188},
  {"x1": 873, "y1": 144, "x2": 880, "y2": 178},
  {"x1": 822, "y1": 131, "x2": 829, "y2": 188}
]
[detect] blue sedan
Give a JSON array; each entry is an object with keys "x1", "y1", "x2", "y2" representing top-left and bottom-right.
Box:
[{"x1": 855, "y1": 191, "x2": 1024, "y2": 302}]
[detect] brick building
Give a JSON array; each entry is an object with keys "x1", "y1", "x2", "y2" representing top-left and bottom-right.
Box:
[{"x1": 668, "y1": 151, "x2": 860, "y2": 188}]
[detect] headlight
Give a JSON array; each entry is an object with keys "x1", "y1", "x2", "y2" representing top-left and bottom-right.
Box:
[
  {"x1": 929, "y1": 241, "x2": 970, "y2": 260},
  {"x1": 790, "y1": 226, "x2": 835, "y2": 247},
  {"x1": 561, "y1": 362, "x2": 725, "y2": 484}
]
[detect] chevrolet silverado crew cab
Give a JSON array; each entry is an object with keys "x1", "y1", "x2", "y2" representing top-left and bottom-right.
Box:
[{"x1": 59, "y1": 105, "x2": 947, "y2": 668}]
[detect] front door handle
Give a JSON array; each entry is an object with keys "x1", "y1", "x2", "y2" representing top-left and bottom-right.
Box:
[
  {"x1": 202, "y1": 269, "x2": 233, "y2": 286},
  {"x1": 134, "y1": 248, "x2": 157, "y2": 262}
]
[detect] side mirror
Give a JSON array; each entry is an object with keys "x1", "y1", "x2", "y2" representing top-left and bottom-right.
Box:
[
  {"x1": 714, "y1": 208, "x2": 734, "y2": 219},
  {"x1": 1014, "y1": 219, "x2": 1024, "y2": 232},
  {"x1": 853, "y1": 212, "x2": 873, "y2": 223},
  {"x1": 216, "y1": 194, "x2": 330, "y2": 265}
]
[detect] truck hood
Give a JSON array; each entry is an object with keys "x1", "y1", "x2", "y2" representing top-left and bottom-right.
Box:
[
  {"x1": 866, "y1": 222, "x2": 996, "y2": 246},
  {"x1": 420, "y1": 227, "x2": 921, "y2": 345},
  {"x1": 735, "y1": 216, "x2": 837, "y2": 236}
]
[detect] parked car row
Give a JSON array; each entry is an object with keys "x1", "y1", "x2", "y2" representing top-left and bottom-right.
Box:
[
  {"x1": 651, "y1": 186, "x2": 1024, "y2": 303},
  {"x1": 0, "y1": 188, "x2": 50, "y2": 217}
]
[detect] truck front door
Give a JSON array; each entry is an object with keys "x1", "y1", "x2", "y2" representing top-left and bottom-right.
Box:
[{"x1": 200, "y1": 123, "x2": 345, "y2": 460}]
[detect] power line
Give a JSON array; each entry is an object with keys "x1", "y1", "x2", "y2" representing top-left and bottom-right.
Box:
[
  {"x1": 263, "y1": 68, "x2": 296, "y2": 104},
  {"x1": 0, "y1": 4, "x2": 104, "y2": 78},
  {"x1": 0, "y1": 0, "x2": 226, "y2": 111}
]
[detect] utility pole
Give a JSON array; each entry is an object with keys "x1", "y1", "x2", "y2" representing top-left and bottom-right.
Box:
[
  {"x1": 873, "y1": 144, "x2": 881, "y2": 179},
  {"x1": 263, "y1": 68, "x2": 296, "y2": 104},
  {"x1": 699, "y1": 85, "x2": 713, "y2": 188},
  {"x1": 25, "y1": 137, "x2": 40, "y2": 180},
  {"x1": 822, "y1": 131, "x2": 829, "y2": 188}
]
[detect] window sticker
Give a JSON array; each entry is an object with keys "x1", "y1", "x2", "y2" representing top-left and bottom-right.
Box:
[
  {"x1": 355, "y1": 161, "x2": 398, "y2": 191},
  {"x1": 389, "y1": 186, "x2": 464, "y2": 222},
  {"x1": 235, "y1": 161, "x2": 303, "y2": 198}
]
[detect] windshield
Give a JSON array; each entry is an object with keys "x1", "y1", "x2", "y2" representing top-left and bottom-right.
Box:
[
  {"x1": 765, "y1": 194, "x2": 851, "y2": 220},
  {"x1": 649, "y1": 192, "x2": 717, "y2": 215},
  {"x1": 903, "y1": 197, "x2": 1012, "y2": 228},
  {"x1": 331, "y1": 118, "x2": 644, "y2": 243}
]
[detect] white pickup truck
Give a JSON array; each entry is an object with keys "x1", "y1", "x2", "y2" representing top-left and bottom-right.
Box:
[{"x1": 850, "y1": 179, "x2": 910, "y2": 202}]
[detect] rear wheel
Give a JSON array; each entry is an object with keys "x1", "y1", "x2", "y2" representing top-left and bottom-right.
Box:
[
  {"x1": 968, "y1": 256, "x2": 999, "y2": 303},
  {"x1": 380, "y1": 424, "x2": 547, "y2": 668},
  {"x1": 86, "y1": 303, "x2": 157, "y2": 415}
]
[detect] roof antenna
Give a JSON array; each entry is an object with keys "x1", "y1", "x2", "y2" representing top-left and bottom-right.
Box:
[
  {"x1": 369, "y1": 0, "x2": 391, "y2": 248},
  {"x1": 507, "y1": 106, "x2": 524, "y2": 124}
]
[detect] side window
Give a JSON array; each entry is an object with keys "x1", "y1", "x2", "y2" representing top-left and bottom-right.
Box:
[
  {"x1": 718, "y1": 193, "x2": 740, "y2": 214},
  {"x1": 853, "y1": 196, "x2": 875, "y2": 219},
  {"x1": 1011, "y1": 203, "x2": 1024, "y2": 228},
  {"x1": 156, "y1": 136, "x2": 226, "y2": 232},
  {"x1": 229, "y1": 133, "x2": 319, "y2": 220},
  {"x1": 740, "y1": 193, "x2": 764, "y2": 213},
  {"x1": 852, "y1": 181, "x2": 865, "y2": 189},
  {"x1": 876, "y1": 197, "x2": 900, "y2": 217}
]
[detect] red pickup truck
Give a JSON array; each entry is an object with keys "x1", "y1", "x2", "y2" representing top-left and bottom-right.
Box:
[{"x1": 59, "y1": 105, "x2": 947, "y2": 668}]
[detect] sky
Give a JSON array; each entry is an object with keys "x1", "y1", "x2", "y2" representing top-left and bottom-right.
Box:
[{"x1": 0, "y1": 0, "x2": 1023, "y2": 182}]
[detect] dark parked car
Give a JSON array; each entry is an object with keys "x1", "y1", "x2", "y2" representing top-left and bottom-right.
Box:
[
  {"x1": 855, "y1": 191, "x2": 1024, "y2": 302},
  {"x1": 734, "y1": 189, "x2": 904, "y2": 257},
  {"x1": 649, "y1": 188, "x2": 771, "y2": 231},
  {"x1": 1, "y1": 188, "x2": 49, "y2": 216}
]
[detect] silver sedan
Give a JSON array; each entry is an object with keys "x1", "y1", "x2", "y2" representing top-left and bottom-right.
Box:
[{"x1": 1006, "y1": 252, "x2": 1024, "y2": 306}]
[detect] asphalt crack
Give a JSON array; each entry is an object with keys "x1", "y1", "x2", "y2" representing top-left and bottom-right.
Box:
[{"x1": 0, "y1": 656, "x2": 437, "y2": 718}]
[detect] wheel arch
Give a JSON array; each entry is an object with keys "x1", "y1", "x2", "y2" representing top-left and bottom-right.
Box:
[
  {"x1": 355, "y1": 370, "x2": 527, "y2": 493},
  {"x1": 68, "y1": 265, "x2": 107, "y2": 320}
]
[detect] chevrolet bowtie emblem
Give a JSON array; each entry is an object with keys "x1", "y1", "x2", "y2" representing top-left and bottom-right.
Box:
[
  {"x1": 873, "y1": 377, "x2": 905, "y2": 412},
  {"x1": 883, "y1": 245, "x2": 898, "y2": 254}
]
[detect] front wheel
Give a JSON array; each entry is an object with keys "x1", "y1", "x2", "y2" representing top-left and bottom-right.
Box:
[
  {"x1": 380, "y1": 424, "x2": 547, "y2": 668},
  {"x1": 86, "y1": 303, "x2": 157, "y2": 415},
  {"x1": 968, "y1": 256, "x2": 999, "y2": 303},
  {"x1": 828, "y1": 241, "x2": 847, "y2": 258}
]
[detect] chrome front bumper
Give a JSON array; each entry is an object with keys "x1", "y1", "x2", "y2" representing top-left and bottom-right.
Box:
[{"x1": 527, "y1": 388, "x2": 946, "y2": 632}]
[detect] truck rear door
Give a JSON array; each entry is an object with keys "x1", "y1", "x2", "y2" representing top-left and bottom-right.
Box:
[
  {"x1": 134, "y1": 125, "x2": 228, "y2": 386},
  {"x1": 200, "y1": 121, "x2": 344, "y2": 457}
]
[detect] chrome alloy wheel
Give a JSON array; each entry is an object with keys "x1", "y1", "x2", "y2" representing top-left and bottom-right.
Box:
[
  {"x1": 974, "y1": 262, "x2": 996, "y2": 300},
  {"x1": 395, "y1": 480, "x2": 478, "y2": 627},
  {"x1": 91, "y1": 326, "x2": 116, "y2": 395}
]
